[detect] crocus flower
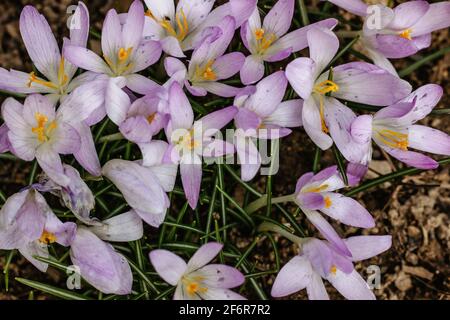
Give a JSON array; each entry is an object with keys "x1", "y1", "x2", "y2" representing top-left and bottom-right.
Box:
[
  {"x1": 164, "y1": 83, "x2": 237, "y2": 208},
  {"x1": 143, "y1": 0, "x2": 256, "y2": 57},
  {"x1": 102, "y1": 141, "x2": 177, "y2": 227},
  {"x1": 286, "y1": 27, "x2": 411, "y2": 154},
  {"x1": 150, "y1": 242, "x2": 245, "y2": 300},
  {"x1": 271, "y1": 235, "x2": 392, "y2": 300},
  {"x1": 0, "y1": 3, "x2": 93, "y2": 103},
  {"x1": 240, "y1": 0, "x2": 337, "y2": 84},
  {"x1": 294, "y1": 166, "x2": 375, "y2": 257},
  {"x1": 164, "y1": 16, "x2": 245, "y2": 97},
  {"x1": 69, "y1": 210, "x2": 143, "y2": 295},
  {"x1": 233, "y1": 71, "x2": 302, "y2": 181},
  {"x1": 347, "y1": 84, "x2": 450, "y2": 170},
  {"x1": 64, "y1": 0, "x2": 162, "y2": 125},
  {"x1": 326, "y1": 0, "x2": 450, "y2": 75},
  {"x1": 0, "y1": 188, "x2": 77, "y2": 272}
]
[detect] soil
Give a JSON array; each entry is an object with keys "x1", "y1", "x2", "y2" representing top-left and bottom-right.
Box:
[{"x1": 0, "y1": 0, "x2": 449, "y2": 300}]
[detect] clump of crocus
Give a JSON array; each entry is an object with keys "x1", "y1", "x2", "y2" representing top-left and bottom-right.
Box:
[
  {"x1": 240, "y1": 0, "x2": 337, "y2": 84},
  {"x1": 326, "y1": 0, "x2": 450, "y2": 74},
  {"x1": 233, "y1": 71, "x2": 302, "y2": 181},
  {"x1": 143, "y1": 0, "x2": 256, "y2": 56},
  {"x1": 347, "y1": 84, "x2": 450, "y2": 170},
  {"x1": 164, "y1": 82, "x2": 237, "y2": 208},
  {"x1": 286, "y1": 26, "x2": 411, "y2": 155},
  {"x1": 271, "y1": 234, "x2": 392, "y2": 300},
  {"x1": 0, "y1": 3, "x2": 92, "y2": 102},
  {"x1": 150, "y1": 242, "x2": 245, "y2": 300},
  {"x1": 165, "y1": 16, "x2": 245, "y2": 97}
]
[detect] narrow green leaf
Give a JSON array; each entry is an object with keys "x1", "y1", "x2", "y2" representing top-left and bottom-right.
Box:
[
  {"x1": 15, "y1": 278, "x2": 90, "y2": 300},
  {"x1": 399, "y1": 46, "x2": 450, "y2": 77}
]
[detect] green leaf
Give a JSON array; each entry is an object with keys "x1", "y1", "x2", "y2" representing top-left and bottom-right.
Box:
[
  {"x1": 399, "y1": 46, "x2": 450, "y2": 77},
  {"x1": 15, "y1": 278, "x2": 91, "y2": 300}
]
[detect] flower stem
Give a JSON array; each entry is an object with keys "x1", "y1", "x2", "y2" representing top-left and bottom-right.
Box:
[
  {"x1": 336, "y1": 30, "x2": 361, "y2": 38},
  {"x1": 245, "y1": 194, "x2": 295, "y2": 214},
  {"x1": 258, "y1": 222, "x2": 303, "y2": 245},
  {"x1": 98, "y1": 132, "x2": 124, "y2": 143}
]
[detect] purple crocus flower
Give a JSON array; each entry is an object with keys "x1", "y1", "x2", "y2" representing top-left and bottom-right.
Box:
[
  {"x1": 0, "y1": 188, "x2": 77, "y2": 272},
  {"x1": 143, "y1": 0, "x2": 256, "y2": 57},
  {"x1": 164, "y1": 16, "x2": 245, "y2": 98},
  {"x1": 326, "y1": 0, "x2": 450, "y2": 75},
  {"x1": 64, "y1": 0, "x2": 162, "y2": 125},
  {"x1": 347, "y1": 84, "x2": 450, "y2": 170},
  {"x1": 102, "y1": 141, "x2": 177, "y2": 227},
  {"x1": 69, "y1": 210, "x2": 143, "y2": 295},
  {"x1": 271, "y1": 235, "x2": 392, "y2": 300},
  {"x1": 150, "y1": 242, "x2": 245, "y2": 300},
  {"x1": 164, "y1": 83, "x2": 237, "y2": 208},
  {"x1": 0, "y1": 3, "x2": 93, "y2": 103},
  {"x1": 233, "y1": 71, "x2": 302, "y2": 181},
  {"x1": 294, "y1": 166, "x2": 375, "y2": 257},
  {"x1": 240, "y1": 0, "x2": 337, "y2": 84},
  {"x1": 286, "y1": 27, "x2": 411, "y2": 153}
]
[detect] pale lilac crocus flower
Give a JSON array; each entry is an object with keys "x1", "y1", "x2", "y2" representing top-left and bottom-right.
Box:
[
  {"x1": 0, "y1": 3, "x2": 93, "y2": 103},
  {"x1": 164, "y1": 82, "x2": 237, "y2": 208},
  {"x1": 150, "y1": 242, "x2": 245, "y2": 300},
  {"x1": 233, "y1": 71, "x2": 302, "y2": 181},
  {"x1": 294, "y1": 166, "x2": 375, "y2": 257},
  {"x1": 325, "y1": 0, "x2": 450, "y2": 75},
  {"x1": 347, "y1": 84, "x2": 450, "y2": 170},
  {"x1": 143, "y1": 0, "x2": 256, "y2": 57},
  {"x1": 64, "y1": 0, "x2": 162, "y2": 125},
  {"x1": 240, "y1": 0, "x2": 337, "y2": 84},
  {"x1": 164, "y1": 16, "x2": 245, "y2": 97},
  {"x1": 286, "y1": 27, "x2": 411, "y2": 154},
  {"x1": 271, "y1": 235, "x2": 392, "y2": 300},
  {"x1": 0, "y1": 187, "x2": 77, "y2": 272},
  {"x1": 102, "y1": 141, "x2": 177, "y2": 227}
]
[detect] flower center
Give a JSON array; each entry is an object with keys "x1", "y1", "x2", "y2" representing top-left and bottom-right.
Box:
[
  {"x1": 195, "y1": 60, "x2": 217, "y2": 81},
  {"x1": 177, "y1": 130, "x2": 199, "y2": 151},
  {"x1": 303, "y1": 184, "x2": 329, "y2": 193},
  {"x1": 27, "y1": 57, "x2": 69, "y2": 93},
  {"x1": 147, "y1": 113, "x2": 157, "y2": 124},
  {"x1": 399, "y1": 29, "x2": 412, "y2": 40},
  {"x1": 376, "y1": 129, "x2": 408, "y2": 150},
  {"x1": 39, "y1": 230, "x2": 57, "y2": 244},
  {"x1": 146, "y1": 9, "x2": 189, "y2": 41},
  {"x1": 182, "y1": 277, "x2": 208, "y2": 297},
  {"x1": 313, "y1": 80, "x2": 340, "y2": 134},
  {"x1": 254, "y1": 28, "x2": 277, "y2": 54},
  {"x1": 31, "y1": 112, "x2": 57, "y2": 143},
  {"x1": 330, "y1": 265, "x2": 337, "y2": 275},
  {"x1": 324, "y1": 196, "x2": 332, "y2": 208},
  {"x1": 103, "y1": 47, "x2": 134, "y2": 76}
]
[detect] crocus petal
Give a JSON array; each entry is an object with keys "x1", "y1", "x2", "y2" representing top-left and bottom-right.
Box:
[
  {"x1": 307, "y1": 165, "x2": 345, "y2": 191},
  {"x1": 245, "y1": 71, "x2": 287, "y2": 117},
  {"x1": 381, "y1": 145, "x2": 438, "y2": 169},
  {"x1": 198, "y1": 82, "x2": 241, "y2": 98},
  {"x1": 51, "y1": 122, "x2": 81, "y2": 155},
  {"x1": 263, "y1": 0, "x2": 294, "y2": 37},
  {"x1": 0, "y1": 124, "x2": 10, "y2": 153},
  {"x1": 89, "y1": 210, "x2": 143, "y2": 242},
  {"x1": 297, "y1": 192, "x2": 325, "y2": 210},
  {"x1": 186, "y1": 242, "x2": 223, "y2": 272},
  {"x1": 149, "y1": 249, "x2": 187, "y2": 286},
  {"x1": 144, "y1": 0, "x2": 175, "y2": 21},
  {"x1": 332, "y1": 62, "x2": 412, "y2": 105},
  {"x1": 43, "y1": 210, "x2": 77, "y2": 246},
  {"x1": 410, "y1": 2, "x2": 450, "y2": 36},
  {"x1": 161, "y1": 36, "x2": 186, "y2": 58},
  {"x1": 64, "y1": 45, "x2": 110, "y2": 74},
  {"x1": 302, "y1": 97, "x2": 333, "y2": 150},
  {"x1": 126, "y1": 74, "x2": 160, "y2": 95},
  {"x1": 306, "y1": 271, "x2": 329, "y2": 300},
  {"x1": 122, "y1": 0, "x2": 145, "y2": 51},
  {"x1": 308, "y1": 27, "x2": 339, "y2": 76},
  {"x1": 200, "y1": 288, "x2": 247, "y2": 300},
  {"x1": 387, "y1": 1, "x2": 429, "y2": 30},
  {"x1": 120, "y1": 116, "x2": 154, "y2": 144},
  {"x1": 167, "y1": 82, "x2": 194, "y2": 134},
  {"x1": 198, "y1": 106, "x2": 238, "y2": 136},
  {"x1": 213, "y1": 52, "x2": 245, "y2": 80},
  {"x1": 303, "y1": 209, "x2": 351, "y2": 257},
  {"x1": 177, "y1": 0, "x2": 215, "y2": 31},
  {"x1": 295, "y1": 172, "x2": 314, "y2": 194},
  {"x1": 19, "y1": 241, "x2": 49, "y2": 272},
  {"x1": 196, "y1": 264, "x2": 244, "y2": 288},
  {"x1": 319, "y1": 193, "x2": 375, "y2": 228},
  {"x1": 70, "y1": 228, "x2": 133, "y2": 294},
  {"x1": 203, "y1": 139, "x2": 235, "y2": 158},
  {"x1": 0, "y1": 68, "x2": 52, "y2": 94},
  {"x1": 326, "y1": 0, "x2": 368, "y2": 16},
  {"x1": 139, "y1": 140, "x2": 168, "y2": 166},
  {"x1": 408, "y1": 125, "x2": 450, "y2": 156},
  {"x1": 240, "y1": 55, "x2": 265, "y2": 85},
  {"x1": 365, "y1": 47, "x2": 398, "y2": 76},
  {"x1": 19, "y1": 6, "x2": 60, "y2": 82},
  {"x1": 286, "y1": 58, "x2": 316, "y2": 100},
  {"x1": 36, "y1": 145, "x2": 69, "y2": 187},
  {"x1": 345, "y1": 235, "x2": 392, "y2": 262},
  {"x1": 234, "y1": 109, "x2": 261, "y2": 132},
  {"x1": 327, "y1": 269, "x2": 375, "y2": 300},
  {"x1": 180, "y1": 153, "x2": 202, "y2": 209},
  {"x1": 105, "y1": 77, "x2": 130, "y2": 125},
  {"x1": 264, "y1": 100, "x2": 303, "y2": 128},
  {"x1": 71, "y1": 122, "x2": 101, "y2": 177},
  {"x1": 23, "y1": 94, "x2": 56, "y2": 125},
  {"x1": 130, "y1": 40, "x2": 162, "y2": 73},
  {"x1": 101, "y1": 8, "x2": 121, "y2": 63},
  {"x1": 271, "y1": 255, "x2": 312, "y2": 297},
  {"x1": 68, "y1": 2, "x2": 90, "y2": 48},
  {"x1": 229, "y1": 0, "x2": 258, "y2": 27},
  {"x1": 235, "y1": 132, "x2": 261, "y2": 181},
  {"x1": 374, "y1": 34, "x2": 422, "y2": 59}
]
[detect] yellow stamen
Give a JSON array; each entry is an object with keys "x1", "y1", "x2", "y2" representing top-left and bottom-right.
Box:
[
  {"x1": 118, "y1": 47, "x2": 133, "y2": 62},
  {"x1": 324, "y1": 196, "x2": 332, "y2": 208},
  {"x1": 330, "y1": 265, "x2": 337, "y2": 275},
  {"x1": 376, "y1": 129, "x2": 408, "y2": 150},
  {"x1": 318, "y1": 96, "x2": 329, "y2": 134},
  {"x1": 195, "y1": 60, "x2": 217, "y2": 81},
  {"x1": 254, "y1": 28, "x2": 265, "y2": 40},
  {"x1": 156, "y1": 9, "x2": 189, "y2": 42},
  {"x1": 58, "y1": 56, "x2": 69, "y2": 87},
  {"x1": 147, "y1": 113, "x2": 156, "y2": 124},
  {"x1": 27, "y1": 72, "x2": 58, "y2": 90},
  {"x1": 39, "y1": 230, "x2": 57, "y2": 244},
  {"x1": 255, "y1": 28, "x2": 277, "y2": 53},
  {"x1": 145, "y1": 9, "x2": 155, "y2": 19},
  {"x1": 184, "y1": 280, "x2": 208, "y2": 296},
  {"x1": 31, "y1": 112, "x2": 57, "y2": 142},
  {"x1": 304, "y1": 184, "x2": 329, "y2": 193},
  {"x1": 399, "y1": 29, "x2": 412, "y2": 41},
  {"x1": 314, "y1": 80, "x2": 340, "y2": 95},
  {"x1": 178, "y1": 130, "x2": 199, "y2": 150}
]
